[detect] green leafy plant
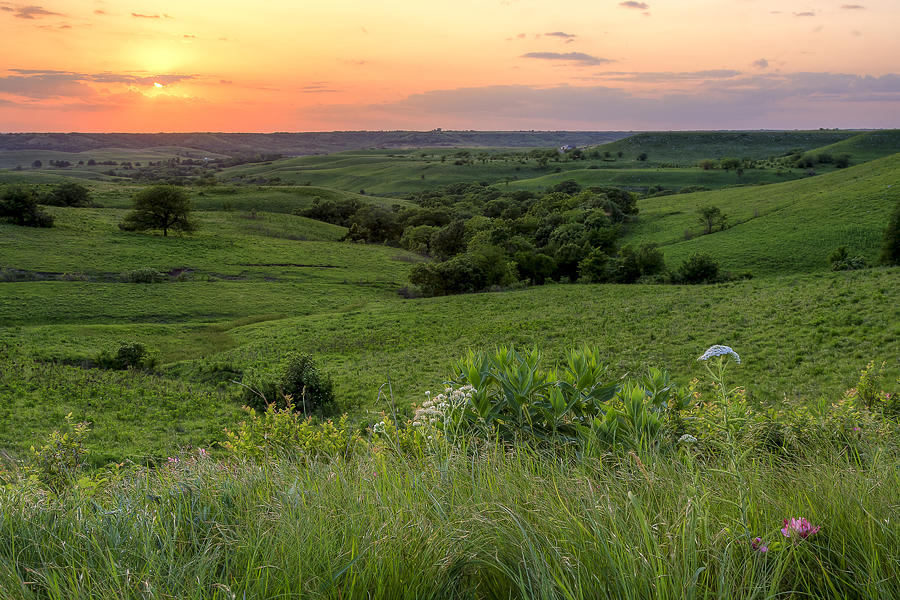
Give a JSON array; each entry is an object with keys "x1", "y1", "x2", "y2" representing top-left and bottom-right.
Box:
[{"x1": 29, "y1": 413, "x2": 91, "y2": 489}]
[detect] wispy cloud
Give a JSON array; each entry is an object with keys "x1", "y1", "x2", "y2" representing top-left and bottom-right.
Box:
[
  {"x1": 619, "y1": 1, "x2": 648, "y2": 9},
  {"x1": 0, "y1": 69, "x2": 196, "y2": 99},
  {"x1": 6, "y1": 4, "x2": 64, "y2": 19},
  {"x1": 794, "y1": 11, "x2": 815, "y2": 17},
  {"x1": 521, "y1": 52, "x2": 613, "y2": 66},
  {"x1": 841, "y1": 4, "x2": 865, "y2": 8},
  {"x1": 131, "y1": 12, "x2": 158, "y2": 18},
  {"x1": 545, "y1": 31, "x2": 576, "y2": 39},
  {"x1": 753, "y1": 58, "x2": 769, "y2": 69},
  {"x1": 308, "y1": 72, "x2": 900, "y2": 130}
]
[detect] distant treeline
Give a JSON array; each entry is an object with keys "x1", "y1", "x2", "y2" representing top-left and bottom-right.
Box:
[{"x1": 0, "y1": 131, "x2": 630, "y2": 156}]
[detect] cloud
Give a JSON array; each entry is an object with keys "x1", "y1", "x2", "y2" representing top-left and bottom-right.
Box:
[
  {"x1": 131, "y1": 12, "x2": 159, "y2": 18},
  {"x1": 10, "y1": 5, "x2": 63, "y2": 19},
  {"x1": 303, "y1": 71, "x2": 900, "y2": 130},
  {"x1": 841, "y1": 4, "x2": 865, "y2": 8},
  {"x1": 619, "y1": 1, "x2": 648, "y2": 9},
  {"x1": 753, "y1": 58, "x2": 769, "y2": 69},
  {"x1": 591, "y1": 70, "x2": 741, "y2": 82},
  {"x1": 545, "y1": 31, "x2": 576, "y2": 39},
  {"x1": 521, "y1": 52, "x2": 613, "y2": 66},
  {"x1": 0, "y1": 69, "x2": 196, "y2": 99},
  {"x1": 794, "y1": 11, "x2": 815, "y2": 17},
  {"x1": 93, "y1": 9, "x2": 106, "y2": 15}
]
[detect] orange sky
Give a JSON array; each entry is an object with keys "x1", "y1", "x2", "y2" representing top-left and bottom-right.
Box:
[{"x1": 1, "y1": 0, "x2": 898, "y2": 131}]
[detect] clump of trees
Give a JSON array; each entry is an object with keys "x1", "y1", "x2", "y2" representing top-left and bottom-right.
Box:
[
  {"x1": 42, "y1": 182, "x2": 93, "y2": 207},
  {"x1": 697, "y1": 206, "x2": 728, "y2": 235},
  {"x1": 0, "y1": 186, "x2": 54, "y2": 227},
  {"x1": 119, "y1": 185, "x2": 197, "y2": 236}
]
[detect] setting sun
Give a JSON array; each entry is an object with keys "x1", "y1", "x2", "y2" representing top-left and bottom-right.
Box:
[{"x1": 153, "y1": 82, "x2": 164, "y2": 89}]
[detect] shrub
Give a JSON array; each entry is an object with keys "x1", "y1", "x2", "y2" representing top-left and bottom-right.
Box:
[
  {"x1": 0, "y1": 186, "x2": 54, "y2": 227},
  {"x1": 677, "y1": 252, "x2": 720, "y2": 284},
  {"x1": 42, "y1": 182, "x2": 93, "y2": 207},
  {"x1": 121, "y1": 267, "x2": 167, "y2": 283},
  {"x1": 96, "y1": 341, "x2": 157, "y2": 370},
  {"x1": 224, "y1": 404, "x2": 363, "y2": 461},
  {"x1": 829, "y1": 246, "x2": 868, "y2": 271},
  {"x1": 241, "y1": 353, "x2": 335, "y2": 414},
  {"x1": 29, "y1": 414, "x2": 90, "y2": 489}
]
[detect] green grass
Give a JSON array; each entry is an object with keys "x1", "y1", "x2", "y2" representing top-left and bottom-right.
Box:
[
  {"x1": 803, "y1": 129, "x2": 900, "y2": 164},
  {"x1": 0, "y1": 146, "x2": 230, "y2": 171},
  {"x1": 592, "y1": 130, "x2": 859, "y2": 164},
  {"x1": 0, "y1": 440, "x2": 897, "y2": 598},
  {"x1": 623, "y1": 153, "x2": 900, "y2": 275}
]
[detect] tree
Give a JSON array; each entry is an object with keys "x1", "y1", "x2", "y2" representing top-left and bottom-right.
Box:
[
  {"x1": 677, "y1": 252, "x2": 720, "y2": 284},
  {"x1": 637, "y1": 152, "x2": 648, "y2": 162},
  {"x1": 31, "y1": 160, "x2": 42, "y2": 168},
  {"x1": 119, "y1": 185, "x2": 197, "y2": 236},
  {"x1": 43, "y1": 182, "x2": 92, "y2": 207},
  {"x1": 879, "y1": 199, "x2": 900, "y2": 266},
  {"x1": 697, "y1": 205, "x2": 727, "y2": 235},
  {"x1": 0, "y1": 186, "x2": 54, "y2": 227}
]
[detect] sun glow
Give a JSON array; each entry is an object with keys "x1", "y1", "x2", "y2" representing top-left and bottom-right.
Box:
[{"x1": 153, "y1": 82, "x2": 164, "y2": 88}]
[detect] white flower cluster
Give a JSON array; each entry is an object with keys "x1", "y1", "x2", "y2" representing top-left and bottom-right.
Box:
[
  {"x1": 373, "y1": 421, "x2": 386, "y2": 434},
  {"x1": 413, "y1": 384, "x2": 476, "y2": 427},
  {"x1": 678, "y1": 434, "x2": 698, "y2": 444},
  {"x1": 697, "y1": 345, "x2": 741, "y2": 364}
]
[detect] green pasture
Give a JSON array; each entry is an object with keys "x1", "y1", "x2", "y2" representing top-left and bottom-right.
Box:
[{"x1": 624, "y1": 153, "x2": 900, "y2": 274}]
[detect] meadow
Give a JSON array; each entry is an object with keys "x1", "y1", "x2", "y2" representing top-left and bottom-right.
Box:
[{"x1": 0, "y1": 130, "x2": 898, "y2": 598}]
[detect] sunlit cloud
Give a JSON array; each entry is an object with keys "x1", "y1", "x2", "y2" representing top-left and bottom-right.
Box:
[
  {"x1": 619, "y1": 1, "x2": 648, "y2": 9},
  {"x1": 5, "y1": 4, "x2": 64, "y2": 19},
  {"x1": 521, "y1": 52, "x2": 613, "y2": 66}
]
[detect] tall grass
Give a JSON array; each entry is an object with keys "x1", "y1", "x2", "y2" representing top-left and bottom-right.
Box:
[{"x1": 1, "y1": 439, "x2": 896, "y2": 599}]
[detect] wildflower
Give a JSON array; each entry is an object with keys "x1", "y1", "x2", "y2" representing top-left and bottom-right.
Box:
[
  {"x1": 751, "y1": 537, "x2": 768, "y2": 553},
  {"x1": 373, "y1": 421, "x2": 386, "y2": 434},
  {"x1": 698, "y1": 345, "x2": 741, "y2": 364},
  {"x1": 166, "y1": 456, "x2": 179, "y2": 465},
  {"x1": 678, "y1": 434, "x2": 698, "y2": 444},
  {"x1": 781, "y1": 517, "x2": 820, "y2": 540},
  {"x1": 197, "y1": 448, "x2": 209, "y2": 458}
]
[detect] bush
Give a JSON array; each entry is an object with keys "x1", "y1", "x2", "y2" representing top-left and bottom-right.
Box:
[
  {"x1": 0, "y1": 186, "x2": 54, "y2": 227},
  {"x1": 96, "y1": 341, "x2": 156, "y2": 370},
  {"x1": 241, "y1": 353, "x2": 335, "y2": 414},
  {"x1": 29, "y1": 414, "x2": 91, "y2": 490},
  {"x1": 42, "y1": 182, "x2": 93, "y2": 207},
  {"x1": 223, "y1": 405, "x2": 363, "y2": 461},
  {"x1": 121, "y1": 267, "x2": 167, "y2": 283},
  {"x1": 829, "y1": 246, "x2": 868, "y2": 271},
  {"x1": 676, "y1": 252, "x2": 720, "y2": 284}
]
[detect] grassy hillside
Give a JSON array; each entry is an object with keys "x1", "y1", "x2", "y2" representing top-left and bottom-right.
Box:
[
  {"x1": 803, "y1": 129, "x2": 900, "y2": 164},
  {"x1": 591, "y1": 130, "x2": 858, "y2": 164},
  {"x1": 624, "y1": 153, "x2": 900, "y2": 274},
  {"x1": 2, "y1": 268, "x2": 896, "y2": 461}
]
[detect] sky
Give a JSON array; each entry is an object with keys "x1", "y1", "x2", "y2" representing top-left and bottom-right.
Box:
[{"x1": 1, "y1": 0, "x2": 899, "y2": 132}]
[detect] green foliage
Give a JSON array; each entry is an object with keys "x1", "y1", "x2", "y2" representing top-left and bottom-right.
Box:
[
  {"x1": 697, "y1": 205, "x2": 727, "y2": 234},
  {"x1": 119, "y1": 185, "x2": 197, "y2": 236},
  {"x1": 828, "y1": 245, "x2": 868, "y2": 271},
  {"x1": 121, "y1": 267, "x2": 168, "y2": 283},
  {"x1": 880, "y1": 199, "x2": 900, "y2": 265},
  {"x1": 241, "y1": 353, "x2": 335, "y2": 414},
  {"x1": 95, "y1": 341, "x2": 156, "y2": 371},
  {"x1": 28, "y1": 413, "x2": 90, "y2": 489},
  {"x1": 676, "y1": 252, "x2": 721, "y2": 283},
  {"x1": 42, "y1": 182, "x2": 93, "y2": 207},
  {"x1": 223, "y1": 403, "x2": 363, "y2": 461},
  {"x1": 0, "y1": 185, "x2": 53, "y2": 227}
]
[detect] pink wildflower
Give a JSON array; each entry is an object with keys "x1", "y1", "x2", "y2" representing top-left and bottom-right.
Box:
[
  {"x1": 166, "y1": 456, "x2": 179, "y2": 465},
  {"x1": 198, "y1": 448, "x2": 209, "y2": 458},
  {"x1": 751, "y1": 537, "x2": 768, "y2": 553},
  {"x1": 781, "y1": 517, "x2": 820, "y2": 540}
]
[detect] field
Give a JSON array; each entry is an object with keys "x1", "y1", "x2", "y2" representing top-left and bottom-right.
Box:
[{"x1": 0, "y1": 130, "x2": 898, "y2": 598}]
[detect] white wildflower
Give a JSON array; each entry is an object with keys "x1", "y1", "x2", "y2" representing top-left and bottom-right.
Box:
[
  {"x1": 697, "y1": 345, "x2": 740, "y2": 364},
  {"x1": 678, "y1": 434, "x2": 698, "y2": 444}
]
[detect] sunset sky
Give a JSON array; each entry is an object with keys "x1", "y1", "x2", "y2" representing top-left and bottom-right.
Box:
[{"x1": 1, "y1": 0, "x2": 899, "y2": 132}]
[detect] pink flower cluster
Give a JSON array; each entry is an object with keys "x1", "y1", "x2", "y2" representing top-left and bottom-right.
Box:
[
  {"x1": 781, "y1": 517, "x2": 820, "y2": 539},
  {"x1": 751, "y1": 537, "x2": 768, "y2": 553}
]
